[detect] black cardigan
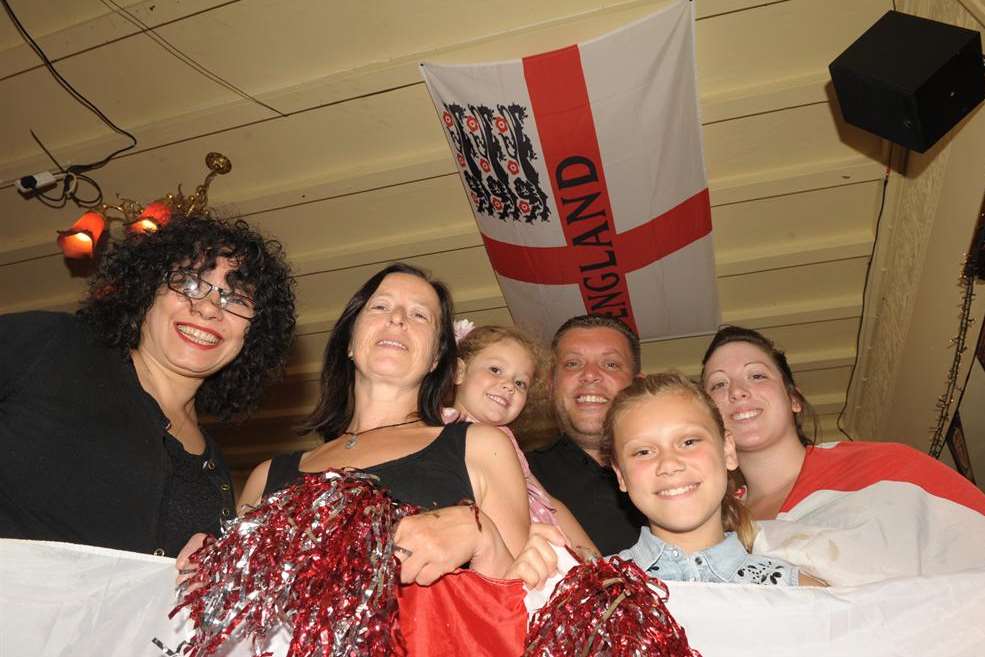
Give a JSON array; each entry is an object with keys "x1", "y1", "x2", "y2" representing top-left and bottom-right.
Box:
[{"x1": 0, "y1": 311, "x2": 234, "y2": 555}]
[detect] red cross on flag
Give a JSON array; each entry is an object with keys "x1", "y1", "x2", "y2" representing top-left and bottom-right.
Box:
[{"x1": 421, "y1": 0, "x2": 718, "y2": 340}]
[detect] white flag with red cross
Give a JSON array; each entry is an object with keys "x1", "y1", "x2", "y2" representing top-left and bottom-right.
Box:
[{"x1": 421, "y1": 0, "x2": 718, "y2": 341}]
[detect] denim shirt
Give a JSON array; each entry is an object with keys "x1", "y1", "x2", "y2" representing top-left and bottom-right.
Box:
[{"x1": 616, "y1": 528, "x2": 799, "y2": 585}]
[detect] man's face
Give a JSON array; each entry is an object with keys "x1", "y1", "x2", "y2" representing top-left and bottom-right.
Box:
[{"x1": 552, "y1": 327, "x2": 636, "y2": 452}]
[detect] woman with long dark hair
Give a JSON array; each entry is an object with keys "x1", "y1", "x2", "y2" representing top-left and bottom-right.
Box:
[{"x1": 237, "y1": 262, "x2": 530, "y2": 582}]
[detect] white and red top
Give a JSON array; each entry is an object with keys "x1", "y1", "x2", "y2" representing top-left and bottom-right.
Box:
[{"x1": 754, "y1": 440, "x2": 985, "y2": 586}]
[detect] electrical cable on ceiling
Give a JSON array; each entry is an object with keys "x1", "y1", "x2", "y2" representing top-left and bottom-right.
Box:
[
  {"x1": 27, "y1": 129, "x2": 102, "y2": 208},
  {"x1": 97, "y1": 0, "x2": 285, "y2": 117},
  {"x1": 29, "y1": 129, "x2": 70, "y2": 208},
  {"x1": 836, "y1": 143, "x2": 897, "y2": 441},
  {"x1": 0, "y1": 0, "x2": 447, "y2": 199},
  {"x1": 1, "y1": 0, "x2": 136, "y2": 208}
]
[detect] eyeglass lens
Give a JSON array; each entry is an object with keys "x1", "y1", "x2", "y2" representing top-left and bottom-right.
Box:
[{"x1": 167, "y1": 271, "x2": 255, "y2": 319}]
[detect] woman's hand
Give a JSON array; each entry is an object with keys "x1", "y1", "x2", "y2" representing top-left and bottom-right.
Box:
[
  {"x1": 175, "y1": 532, "x2": 207, "y2": 589},
  {"x1": 394, "y1": 505, "x2": 513, "y2": 585},
  {"x1": 237, "y1": 459, "x2": 272, "y2": 515},
  {"x1": 504, "y1": 524, "x2": 569, "y2": 590}
]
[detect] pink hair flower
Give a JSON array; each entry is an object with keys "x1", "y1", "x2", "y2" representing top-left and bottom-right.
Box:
[{"x1": 453, "y1": 319, "x2": 476, "y2": 344}]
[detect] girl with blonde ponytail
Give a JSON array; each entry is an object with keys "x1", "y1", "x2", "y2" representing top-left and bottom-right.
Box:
[{"x1": 598, "y1": 372, "x2": 824, "y2": 586}]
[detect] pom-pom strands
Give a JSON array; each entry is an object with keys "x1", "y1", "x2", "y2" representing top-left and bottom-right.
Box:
[
  {"x1": 171, "y1": 469, "x2": 419, "y2": 657},
  {"x1": 524, "y1": 555, "x2": 701, "y2": 657}
]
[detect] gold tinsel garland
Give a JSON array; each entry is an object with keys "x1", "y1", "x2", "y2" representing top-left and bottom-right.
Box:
[{"x1": 928, "y1": 189, "x2": 985, "y2": 458}]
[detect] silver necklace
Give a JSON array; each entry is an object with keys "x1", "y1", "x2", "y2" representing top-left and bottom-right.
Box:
[{"x1": 343, "y1": 418, "x2": 420, "y2": 449}]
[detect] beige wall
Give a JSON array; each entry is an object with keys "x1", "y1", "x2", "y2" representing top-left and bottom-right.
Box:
[
  {"x1": 844, "y1": 0, "x2": 985, "y2": 490},
  {"x1": 880, "y1": 103, "x2": 985, "y2": 450}
]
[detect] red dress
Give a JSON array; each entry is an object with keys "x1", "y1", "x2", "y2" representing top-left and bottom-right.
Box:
[{"x1": 397, "y1": 571, "x2": 527, "y2": 656}]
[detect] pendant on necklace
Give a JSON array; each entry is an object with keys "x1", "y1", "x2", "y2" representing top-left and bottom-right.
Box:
[{"x1": 342, "y1": 418, "x2": 417, "y2": 449}]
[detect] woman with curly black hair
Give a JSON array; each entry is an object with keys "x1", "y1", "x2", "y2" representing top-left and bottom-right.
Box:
[{"x1": 0, "y1": 213, "x2": 296, "y2": 557}]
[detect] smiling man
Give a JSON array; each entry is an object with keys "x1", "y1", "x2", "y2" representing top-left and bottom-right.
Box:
[{"x1": 525, "y1": 314, "x2": 646, "y2": 554}]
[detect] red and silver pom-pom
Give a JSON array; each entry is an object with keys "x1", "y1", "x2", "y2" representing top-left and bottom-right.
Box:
[
  {"x1": 524, "y1": 554, "x2": 701, "y2": 657},
  {"x1": 171, "y1": 469, "x2": 418, "y2": 657}
]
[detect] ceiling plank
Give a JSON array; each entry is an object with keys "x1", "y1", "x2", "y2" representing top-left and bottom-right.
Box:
[
  {"x1": 0, "y1": 150, "x2": 884, "y2": 269},
  {"x1": 0, "y1": 1, "x2": 233, "y2": 79},
  {"x1": 0, "y1": 218, "x2": 870, "y2": 318},
  {"x1": 701, "y1": 71, "x2": 829, "y2": 124},
  {"x1": 716, "y1": 234, "x2": 873, "y2": 277},
  {"x1": 1, "y1": 0, "x2": 888, "y2": 184}
]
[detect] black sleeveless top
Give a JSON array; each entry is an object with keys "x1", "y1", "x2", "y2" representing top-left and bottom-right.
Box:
[{"x1": 262, "y1": 422, "x2": 475, "y2": 509}]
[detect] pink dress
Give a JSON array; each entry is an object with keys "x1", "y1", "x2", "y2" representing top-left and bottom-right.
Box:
[{"x1": 442, "y1": 408, "x2": 558, "y2": 526}]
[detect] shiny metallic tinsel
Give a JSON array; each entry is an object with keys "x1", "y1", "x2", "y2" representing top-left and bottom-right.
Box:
[
  {"x1": 524, "y1": 555, "x2": 701, "y2": 657},
  {"x1": 171, "y1": 469, "x2": 419, "y2": 657}
]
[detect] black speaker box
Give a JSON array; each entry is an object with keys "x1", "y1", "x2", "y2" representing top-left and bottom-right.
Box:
[{"x1": 829, "y1": 11, "x2": 985, "y2": 153}]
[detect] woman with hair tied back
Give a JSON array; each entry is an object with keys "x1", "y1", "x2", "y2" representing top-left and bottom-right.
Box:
[
  {"x1": 700, "y1": 325, "x2": 985, "y2": 584},
  {"x1": 0, "y1": 214, "x2": 296, "y2": 557},
  {"x1": 236, "y1": 262, "x2": 530, "y2": 583}
]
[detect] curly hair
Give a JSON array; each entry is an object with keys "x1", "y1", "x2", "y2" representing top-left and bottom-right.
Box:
[
  {"x1": 77, "y1": 213, "x2": 296, "y2": 420},
  {"x1": 456, "y1": 324, "x2": 549, "y2": 425},
  {"x1": 297, "y1": 262, "x2": 457, "y2": 440}
]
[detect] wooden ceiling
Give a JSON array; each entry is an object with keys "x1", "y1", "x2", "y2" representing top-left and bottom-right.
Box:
[{"x1": 2, "y1": 0, "x2": 983, "y2": 482}]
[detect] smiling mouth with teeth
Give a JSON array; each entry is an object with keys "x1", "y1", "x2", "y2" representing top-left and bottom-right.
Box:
[
  {"x1": 176, "y1": 324, "x2": 220, "y2": 346},
  {"x1": 576, "y1": 394, "x2": 609, "y2": 404},
  {"x1": 731, "y1": 409, "x2": 761, "y2": 421},
  {"x1": 656, "y1": 483, "x2": 699, "y2": 497},
  {"x1": 486, "y1": 393, "x2": 508, "y2": 407},
  {"x1": 376, "y1": 339, "x2": 407, "y2": 350}
]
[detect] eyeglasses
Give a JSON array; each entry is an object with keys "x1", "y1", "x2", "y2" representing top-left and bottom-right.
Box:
[{"x1": 165, "y1": 270, "x2": 256, "y2": 320}]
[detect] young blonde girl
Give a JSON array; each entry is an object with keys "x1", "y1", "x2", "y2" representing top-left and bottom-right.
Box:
[
  {"x1": 603, "y1": 372, "x2": 823, "y2": 585},
  {"x1": 450, "y1": 324, "x2": 598, "y2": 555},
  {"x1": 508, "y1": 371, "x2": 821, "y2": 587}
]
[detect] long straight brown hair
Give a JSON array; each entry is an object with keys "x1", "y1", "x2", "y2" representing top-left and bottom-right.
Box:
[{"x1": 297, "y1": 262, "x2": 457, "y2": 440}]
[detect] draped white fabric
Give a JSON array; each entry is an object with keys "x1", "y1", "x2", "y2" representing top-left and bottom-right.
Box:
[{"x1": 5, "y1": 538, "x2": 983, "y2": 657}]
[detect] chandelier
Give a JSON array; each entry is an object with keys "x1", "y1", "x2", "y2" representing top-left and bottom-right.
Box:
[{"x1": 56, "y1": 152, "x2": 232, "y2": 259}]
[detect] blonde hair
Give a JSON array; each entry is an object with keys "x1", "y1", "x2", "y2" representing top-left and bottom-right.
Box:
[
  {"x1": 601, "y1": 371, "x2": 757, "y2": 552},
  {"x1": 456, "y1": 325, "x2": 547, "y2": 422}
]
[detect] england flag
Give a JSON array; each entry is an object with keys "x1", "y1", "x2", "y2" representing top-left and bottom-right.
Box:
[{"x1": 421, "y1": 0, "x2": 718, "y2": 340}]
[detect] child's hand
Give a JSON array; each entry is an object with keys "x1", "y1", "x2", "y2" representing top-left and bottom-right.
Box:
[
  {"x1": 798, "y1": 571, "x2": 828, "y2": 587},
  {"x1": 505, "y1": 524, "x2": 568, "y2": 590}
]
